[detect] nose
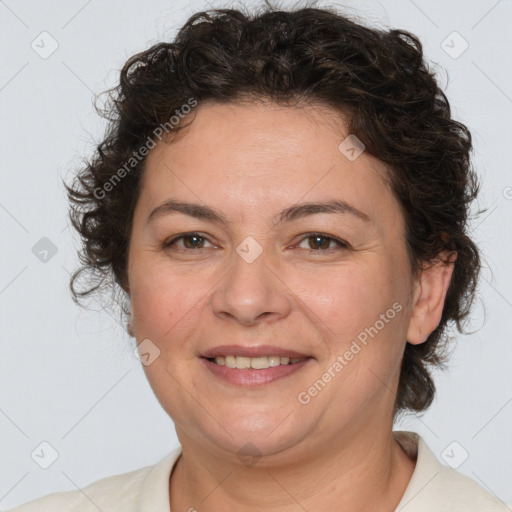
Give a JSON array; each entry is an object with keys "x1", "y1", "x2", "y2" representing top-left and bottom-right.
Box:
[{"x1": 210, "y1": 242, "x2": 293, "y2": 326}]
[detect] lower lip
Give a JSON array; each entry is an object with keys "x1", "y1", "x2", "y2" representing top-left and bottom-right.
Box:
[{"x1": 201, "y1": 357, "x2": 312, "y2": 387}]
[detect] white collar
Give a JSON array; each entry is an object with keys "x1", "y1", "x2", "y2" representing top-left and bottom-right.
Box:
[{"x1": 138, "y1": 431, "x2": 506, "y2": 511}]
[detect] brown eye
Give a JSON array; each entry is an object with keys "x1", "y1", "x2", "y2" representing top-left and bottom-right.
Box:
[
  {"x1": 308, "y1": 235, "x2": 331, "y2": 250},
  {"x1": 181, "y1": 234, "x2": 205, "y2": 249},
  {"x1": 297, "y1": 233, "x2": 348, "y2": 252},
  {"x1": 164, "y1": 233, "x2": 212, "y2": 250}
]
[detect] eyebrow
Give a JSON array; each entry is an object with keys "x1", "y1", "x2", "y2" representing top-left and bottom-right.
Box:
[{"x1": 146, "y1": 198, "x2": 372, "y2": 226}]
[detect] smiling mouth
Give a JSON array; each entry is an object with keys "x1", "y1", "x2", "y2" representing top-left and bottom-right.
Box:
[{"x1": 206, "y1": 355, "x2": 308, "y2": 369}]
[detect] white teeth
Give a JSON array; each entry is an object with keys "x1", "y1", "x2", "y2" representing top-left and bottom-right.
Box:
[
  {"x1": 251, "y1": 357, "x2": 268, "y2": 369},
  {"x1": 268, "y1": 356, "x2": 281, "y2": 367},
  {"x1": 213, "y1": 355, "x2": 305, "y2": 369},
  {"x1": 236, "y1": 356, "x2": 251, "y2": 369},
  {"x1": 224, "y1": 355, "x2": 236, "y2": 368}
]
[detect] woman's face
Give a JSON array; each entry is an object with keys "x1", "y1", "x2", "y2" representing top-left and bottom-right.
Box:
[{"x1": 127, "y1": 100, "x2": 424, "y2": 461}]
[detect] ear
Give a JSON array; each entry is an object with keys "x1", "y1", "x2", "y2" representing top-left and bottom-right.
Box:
[
  {"x1": 127, "y1": 315, "x2": 135, "y2": 337},
  {"x1": 406, "y1": 250, "x2": 457, "y2": 345},
  {"x1": 125, "y1": 294, "x2": 135, "y2": 337}
]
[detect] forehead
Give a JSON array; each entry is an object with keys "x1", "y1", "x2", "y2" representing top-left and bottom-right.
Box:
[
  {"x1": 158, "y1": 99, "x2": 355, "y2": 165},
  {"x1": 137, "y1": 100, "x2": 402, "y2": 232}
]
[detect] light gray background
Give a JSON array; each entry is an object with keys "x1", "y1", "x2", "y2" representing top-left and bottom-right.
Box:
[{"x1": 1, "y1": 0, "x2": 511, "y2": 509}]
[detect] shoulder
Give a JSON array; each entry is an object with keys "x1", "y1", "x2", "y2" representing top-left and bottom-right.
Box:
[
  {"x1": 421, "y1": 462, "x2": 508, "y2": 511},
  {"x1": 394, "y1": 431, "x2": 508, "y2": 512},
  {"x1": 5, "y1": 448, "x2": 182, "y2": 512},
  {"x1": 5, "y1": 466, "x2": 152, "y2": 512}
]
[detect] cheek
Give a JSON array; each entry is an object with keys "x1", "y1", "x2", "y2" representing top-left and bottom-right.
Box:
[
  {"x1": 302, "y1": 258, "x2": 409, "y2": 379},
  {"x1": 297, "y1": 261, "x2": 395, "y2": 333},
  {"x1": 129, "y1": 264, "x2": 181, "y2": 338},
  {"x1": 129, "y1": 260, "x2": 212, "y2": 345},
  {"x1": 132, "y1": 290, "x2": 175, "y2": 335}
]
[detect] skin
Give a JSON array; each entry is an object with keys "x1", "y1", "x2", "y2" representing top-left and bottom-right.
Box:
[{"x1": 126, "y1": 99, "x2": 455, "y2": 511}]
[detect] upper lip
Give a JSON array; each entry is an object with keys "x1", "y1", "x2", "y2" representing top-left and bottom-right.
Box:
[{"x1": 201, "y1": 345, "x2": 311, "y2": 359}]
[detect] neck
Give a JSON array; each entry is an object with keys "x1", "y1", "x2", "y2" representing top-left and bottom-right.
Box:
[{"x1": 169, "y1": 427, "x2": 416, "y2": 512}]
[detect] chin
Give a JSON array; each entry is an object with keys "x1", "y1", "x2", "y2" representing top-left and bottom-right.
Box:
[{"x1": 195, "y1": 414, "x2": 311, "y2": 460}]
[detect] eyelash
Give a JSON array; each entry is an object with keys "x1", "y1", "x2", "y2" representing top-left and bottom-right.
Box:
[{"x1": 163, "y1": 232, "x2": 349, "y2": 253}]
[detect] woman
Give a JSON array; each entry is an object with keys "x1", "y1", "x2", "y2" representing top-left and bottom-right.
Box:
[{"x1": 8, "y1": 4, "x2": 506, "y2": 511}]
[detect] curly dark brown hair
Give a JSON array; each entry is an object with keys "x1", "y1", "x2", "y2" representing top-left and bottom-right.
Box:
[{"x1": 66, "y1": 2, "x2": 482, "y2": 416}]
